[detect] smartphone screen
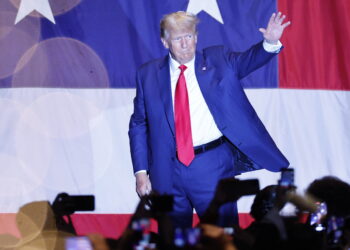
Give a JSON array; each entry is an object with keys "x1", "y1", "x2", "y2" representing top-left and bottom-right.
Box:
[
  {"x1": 279, "y1": 168, "x2": 294, "y2": 187},
  {"x1": 310, "y1": 202, "x2": 327, "y2": 226},
  {"x1": 65, "y1": 236, "x2": 93, "y2": 250}
]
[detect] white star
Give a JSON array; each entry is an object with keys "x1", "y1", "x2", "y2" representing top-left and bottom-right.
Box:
[
  {"x1": 187, "y1": 0, "x2": 224, "y2": 24},
  {"x1": 15, "y1": 0, "x2": 55, "y2": 25}
]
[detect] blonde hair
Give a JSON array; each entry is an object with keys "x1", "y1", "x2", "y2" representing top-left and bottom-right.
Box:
[{"x1": 160, "y1": 11, "x2": 199, "y2": 39}]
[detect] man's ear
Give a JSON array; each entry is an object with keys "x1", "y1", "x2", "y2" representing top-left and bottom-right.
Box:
[{"x1": 161, "y1": 38, "x2": 169, "y2": 49}]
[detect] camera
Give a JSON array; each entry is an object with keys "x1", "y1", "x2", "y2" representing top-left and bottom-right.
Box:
[{"x1": 52, "y1": 193, "x2": 95, "y2": 215}]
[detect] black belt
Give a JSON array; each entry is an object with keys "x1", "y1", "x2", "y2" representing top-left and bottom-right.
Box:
[{"x1": 193, "y1": 136, "x2": 225, "y2": 155}]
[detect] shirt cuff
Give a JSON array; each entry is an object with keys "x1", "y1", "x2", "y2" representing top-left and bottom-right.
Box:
[
  {"x1": 263, "y1": 40, "x2": 282, "y2": 53},
  {"x1": 134, "y1": 170, "x2": 147, "y2": 176}
]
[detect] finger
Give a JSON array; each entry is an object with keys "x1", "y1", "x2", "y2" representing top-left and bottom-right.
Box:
[
  {"x1": 279, "y1": 15, "x2": 286, "y2": 24},
  {"x1": 282, "y1": 21, "x2": 291, "y2": 29},
  {"x1": 259, "y1": 28, "x2": 266, "y2": 34},
  {"x1": 147, "y1": 181, "x2": 152, "y2": 191},
  {"x1": 136, "y1": 186, "x2": 147, "y2": 197},
  {"x1": 145, "y1": 186, "x2": 152, "y2": 195},
  {"x1": 267, "y1": 12, "x2": 276, "y2": 26},
  {"x1": 275, "y1": 12, "x2": 283, "y2": 23},
  {"x1": 276, "y1": 15, "x2": 286, "y2": 24}
]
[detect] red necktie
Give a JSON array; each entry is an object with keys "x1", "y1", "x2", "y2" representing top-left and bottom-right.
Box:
[{"x1": 175, "y1": 65, "x2": 194, "y2": 166}]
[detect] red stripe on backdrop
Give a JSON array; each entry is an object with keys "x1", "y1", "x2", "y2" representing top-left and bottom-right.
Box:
[
  {"x1": 0, "y1": 213, "x2": 254, "y2": 239},
  {"x1": 0, "y1": 214, "x2": 20, "y2": 237},
  {"x1": 278, "y1": 0, "x2": 350, "y2": 90}
]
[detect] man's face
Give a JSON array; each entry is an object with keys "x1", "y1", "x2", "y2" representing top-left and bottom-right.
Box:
[{"x1": 161, "y1": 27, "x2": 197, "y2": 64}]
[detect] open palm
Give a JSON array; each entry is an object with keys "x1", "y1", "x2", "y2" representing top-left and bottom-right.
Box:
[{"x1": 259, "y1": 12, "x2": 291, "y2": 44}]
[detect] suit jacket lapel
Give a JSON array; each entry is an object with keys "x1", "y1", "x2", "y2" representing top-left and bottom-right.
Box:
[
  {"x1": 156, "y1": 55, "x2": 175, "y2": 136},
  {"x1": 195, "y1": 51, "x2": 216, "y2": 104},
  {"x1": 194, "y1": 51, "x2": 227, "y2": 132}
]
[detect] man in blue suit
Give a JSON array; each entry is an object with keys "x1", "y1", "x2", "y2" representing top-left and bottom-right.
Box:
[{"x1": 129, "y1": 11, "x2": 290, "y2": 228}]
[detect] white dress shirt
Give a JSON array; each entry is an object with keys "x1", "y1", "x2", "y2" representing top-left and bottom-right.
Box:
[{"x1": 169, "y1": 55, "x2": 222, "y2": 147}]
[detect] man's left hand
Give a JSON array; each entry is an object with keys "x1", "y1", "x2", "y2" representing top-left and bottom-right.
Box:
[{"x1": 259, "y1": 12, "x2": 291, "y2": 44}]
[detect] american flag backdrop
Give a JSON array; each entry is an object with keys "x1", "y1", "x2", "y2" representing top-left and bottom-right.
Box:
[{"x1": 0, "y1": 0, "x2": 350, "y2": 238}]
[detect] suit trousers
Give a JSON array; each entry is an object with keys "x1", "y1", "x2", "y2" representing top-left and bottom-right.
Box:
[{"x1": 170, "y1": 140, "x2": 238, "y2": 228}]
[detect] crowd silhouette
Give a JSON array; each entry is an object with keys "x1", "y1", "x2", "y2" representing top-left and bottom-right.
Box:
[{"x1": 1, "y1": 171, "x2": 350, "y2": 250}]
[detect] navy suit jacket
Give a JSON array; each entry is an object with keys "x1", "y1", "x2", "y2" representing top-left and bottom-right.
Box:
[{"x1": 129, "y1": 41, "x2": 289, "y2": 194}]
